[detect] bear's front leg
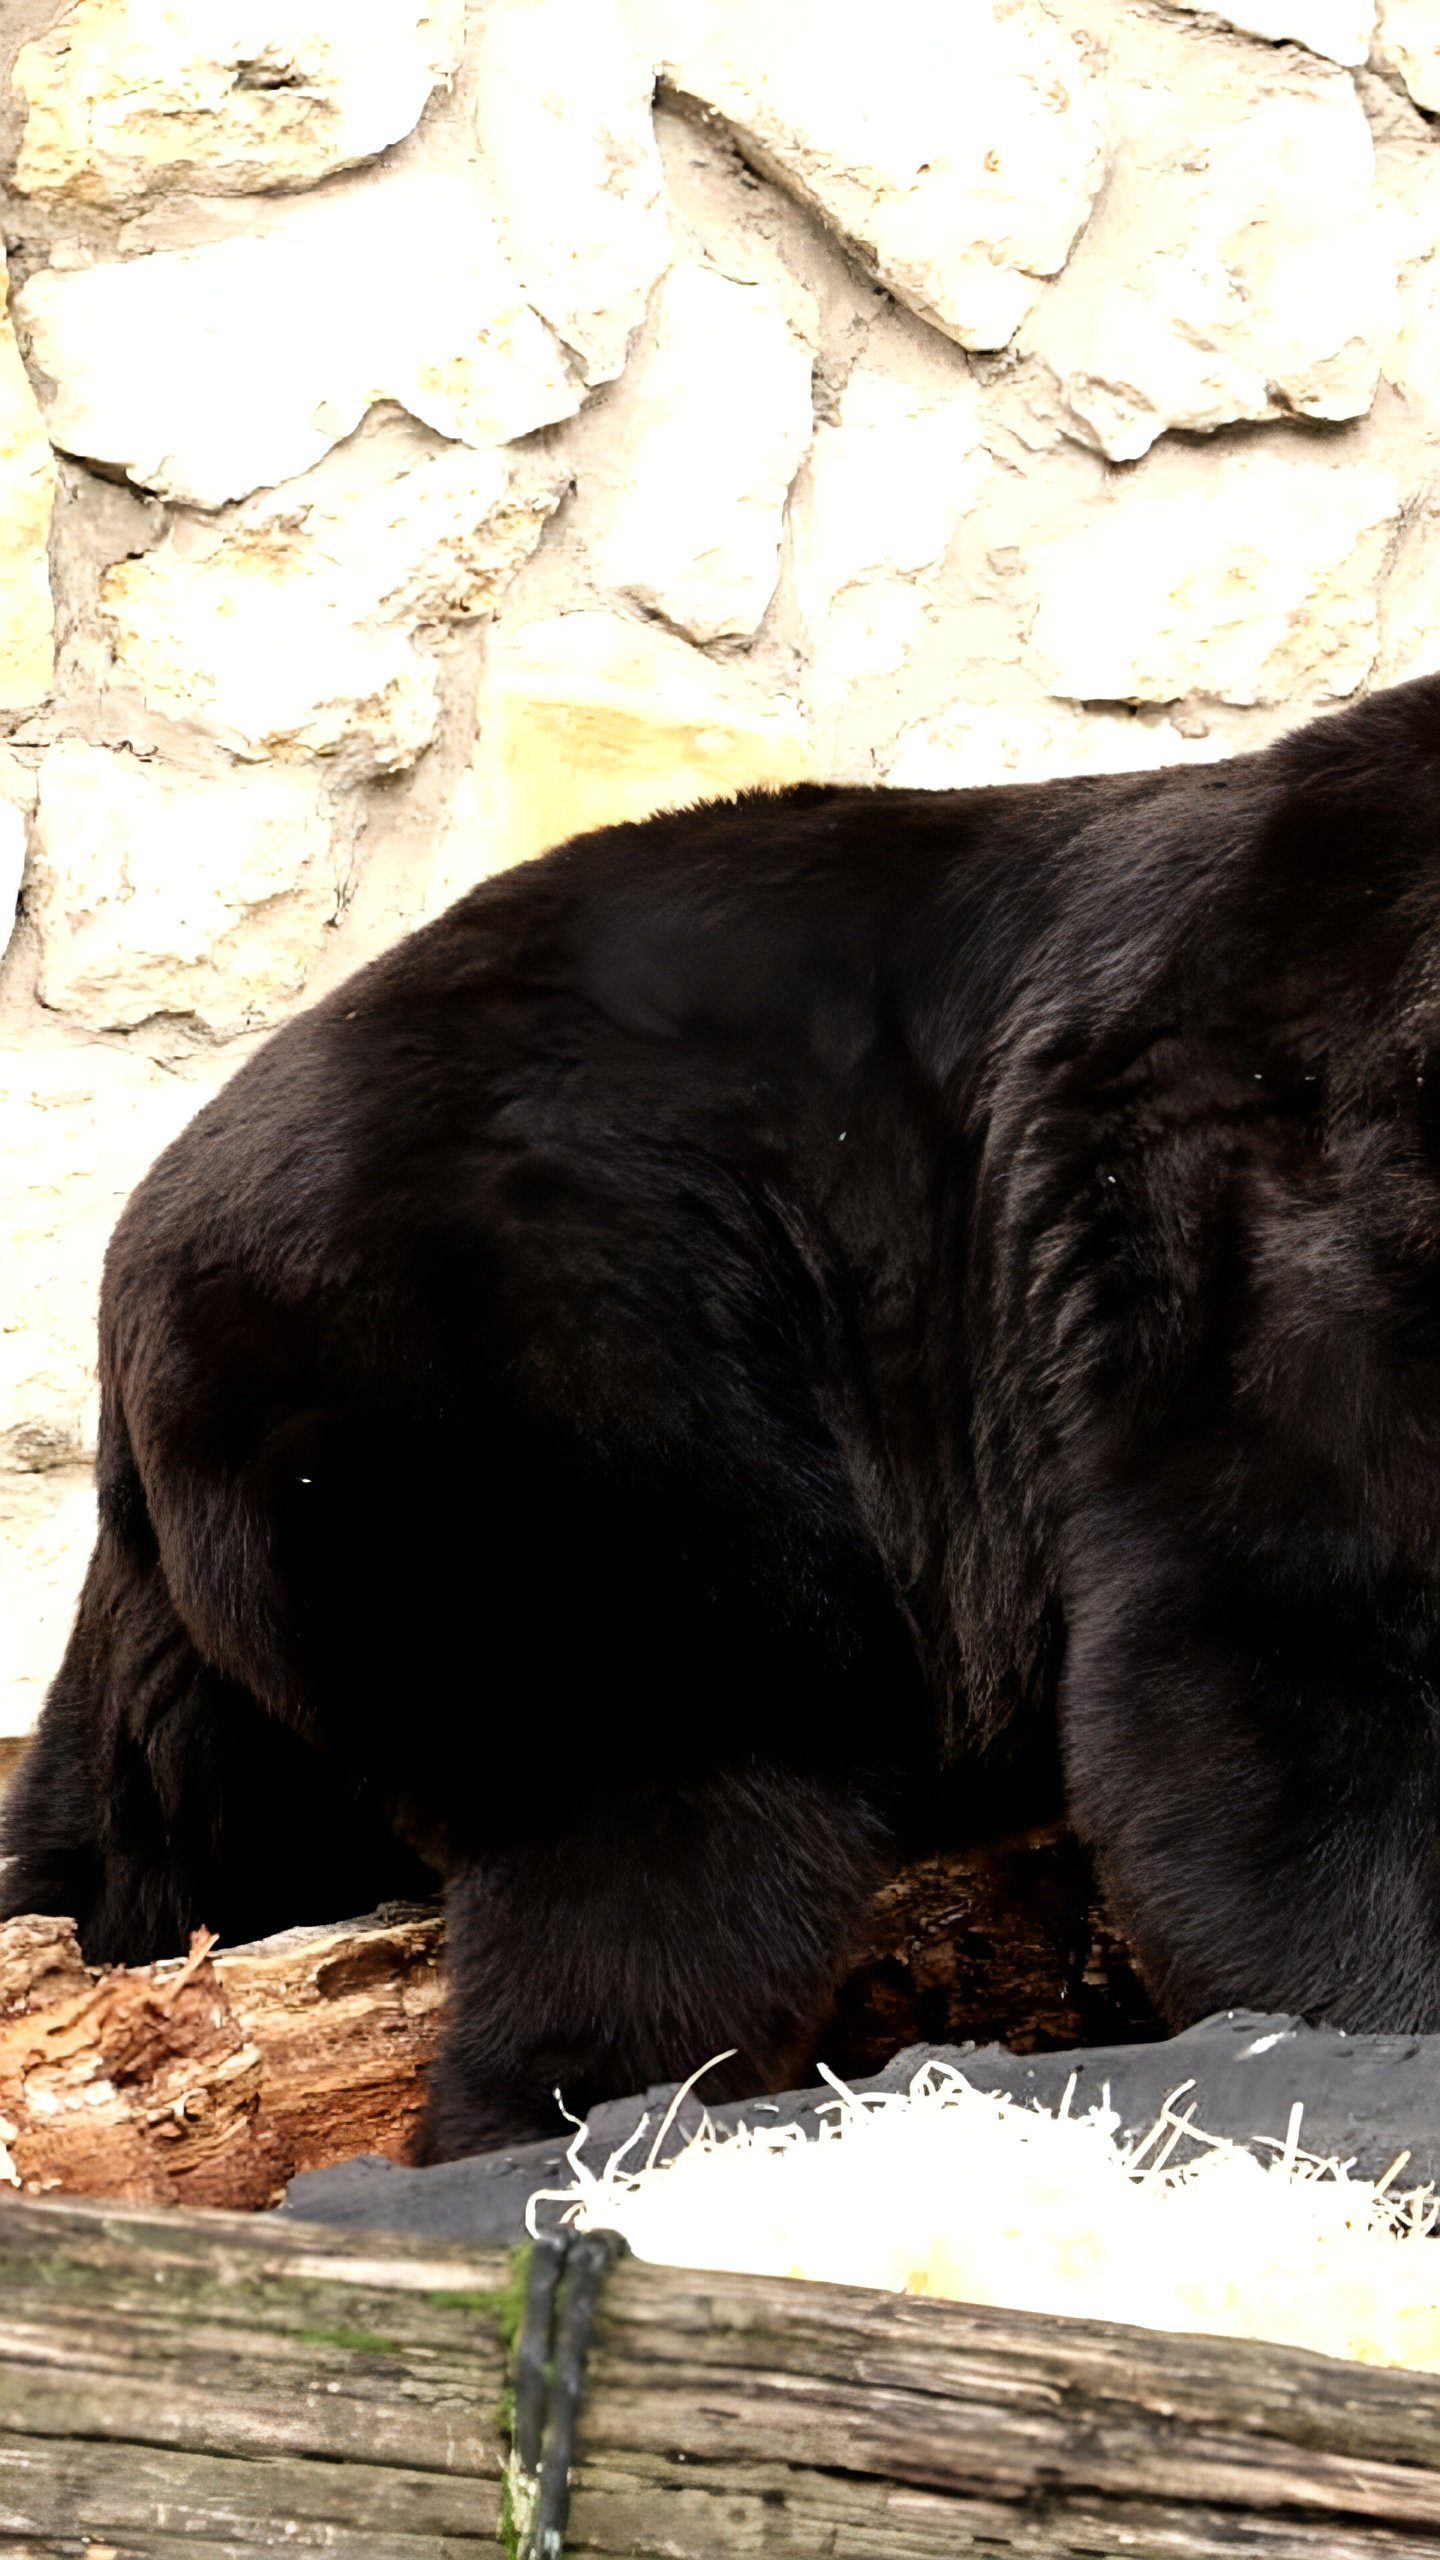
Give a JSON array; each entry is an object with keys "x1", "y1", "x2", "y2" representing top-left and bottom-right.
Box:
[
  {"x1": 1061, "y1": 1505, "x2": 1440, "y2": 2034},
  {"x1": 417, "y1": 1763, "x2": 889, "y2": 2159}
]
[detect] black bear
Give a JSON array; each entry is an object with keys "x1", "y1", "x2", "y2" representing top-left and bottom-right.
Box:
[{"x1": 7, "y1": 676, "x2": 1440, "y2": 2156}]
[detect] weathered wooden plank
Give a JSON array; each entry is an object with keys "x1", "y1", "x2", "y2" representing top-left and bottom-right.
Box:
[
  {"x1": 569, "y1": 2456, "x2": 1440, "y2": 2558},
  {"x1": 0, "y1": 2540, "x2": 484, "y2": 2559},
  {"x1": 0, "y1": 2189, "x2": 508, "y2": 2287},
  {"x1": 0, "y1": 2196, "x2": 513, "y2": 2543},
  {"x1": 9, "y1": 2193, "x2": 1440, "y2": 2556},
  {"x1": 583, "y1": 2374, "x2": 1440, "y2": 2531},
  {"x1": 575, "y1": 2265, "x2": 1440, "y2": 2543},
  {"x1": 589, "y1": 2261, "x2": 1440, "y2": 2470},
  {"x1": 1, "y1": 2330, "x2": 500, "y2": 2476},
  {"x1": 0, "y1": 2433, "x2": 499, "y2": 2548}
]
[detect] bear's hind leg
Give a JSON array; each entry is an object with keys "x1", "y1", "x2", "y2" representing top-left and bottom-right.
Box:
[{"x1": 1063, "y1": 1510, "x2": 1440, "y2": 2034}]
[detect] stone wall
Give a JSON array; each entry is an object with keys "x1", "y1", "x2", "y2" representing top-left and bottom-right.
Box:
[{"x1": 2, "y1": 0, "x2": 1438, "y2": 1737}]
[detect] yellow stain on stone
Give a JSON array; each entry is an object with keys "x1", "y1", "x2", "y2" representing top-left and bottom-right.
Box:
[
  {"x1": 447, "y1": 612, "x2": 814, "y2": 896},
  {"x1": 0, "y1": 248, "x2": 56, "y2": 713}
]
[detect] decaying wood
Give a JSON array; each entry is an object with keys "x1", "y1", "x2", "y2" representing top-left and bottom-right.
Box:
[
  {"x1": 0, "y1": 1818, "x2": 1155, "y2": 2211},
  {"x1": 830, "y1": 1821, "x2": 1157, "y2": 2077},
  {"x1": 0, "y1": 1902, "x2": 444, "y2": 2210},
  {"x1": 7, "y1": 2192, "x2": 1440, "y2": 2557}
]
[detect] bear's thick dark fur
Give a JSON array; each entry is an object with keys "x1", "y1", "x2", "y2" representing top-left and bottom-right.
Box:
[{"x1": 8, "y1": 677, "x2": 1440, "y2": 2154}]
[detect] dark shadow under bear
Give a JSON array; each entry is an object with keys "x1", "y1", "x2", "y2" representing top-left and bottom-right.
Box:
[{"x1": 9, "y1": 677, "x2": 1440, "y2": 2155}]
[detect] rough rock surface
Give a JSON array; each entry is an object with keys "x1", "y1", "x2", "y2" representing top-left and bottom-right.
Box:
[
  {"x1": 0, "y1": 249, "x2": 55, "y2": 712},
  {"x1": 1380, "y1": 124, "x2": 1440, "y2": 423},
  {"x1": 426, "y1": 610, "x2": 813, "y2": 908},
  {"x1": 0, "y1": 1044, "x2": 225, "y2": 1480},
  {"x1": 1376, "y1": 0, "x2": 1440, "y2": 111},
  {"x1": 16, "y1": 173, "x2": 579, "y2": 507},
  {"x1": 1162, "y1": 0, "x2": 1374, "y2": 65},
  {"x1": 1028, "y1": 437, "x2": 1400, "y2": 707},
  {"x1": 889, "y1": 701, "x2": 1231, "y2": 793},
  {"x1": 791, "y1": 342, "x2": 990, "y2": 702},
  {"x1": 580, "y1": 261, "x2": 814, "y2": 644},
  {"x1": 0, "y1": 1472, "x2": 94, "y2": 1739},
  {"x1": 101, "y1": 424, "x2": 569, "y2": 772},
  {"x1": 11, "y1": 0, "x2": 465, "y2": 210},
  {"x1": 1026, "y1": 19, "x2": 1389, "y2": 460},
  {"x1": 471, "y1": 0, "x2": 668, "y2": 388},
  {"x1": 0, "y1": 800, "x2": 26, "y2": 953},
  {"x1": 30, "y1": 742, "x2": 352, "y2": 1034},
  {"x1": 655, "y1": 0, "x2": 1107, "y2": 350}
]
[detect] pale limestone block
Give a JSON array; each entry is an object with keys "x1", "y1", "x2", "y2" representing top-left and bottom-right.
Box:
[
  {"x1": 1027, "y1": 439, "x2": 1398, "y2": 707},
  {"x1": 0, "y1": 1045, "x2": 225, "y2": 1474},
  {"x1": 790, "y1": 348, "x2": 990, "y2": 699},
  {"x1": 653, "y1": 0, "x2": 1106, "y2": 351},
  {"x1": 101, "y1": 428, "x2": 569, "y2": 773},
  {"x1": 427, "y1": 611, "x2": 813, "y2": 904},
  {"x1": 1025, "y1": 31, "x2": 1388, "y2": 460},
  {"x1": 889, "y1": 701, "x2": 1230, "y2": 791},
  {"x1": 1375, "y1": 0, "x2": 1440, "y2": 109},
  {"x1": 1379, "y1": 505, "x2": 1440, "y2": 686},
  {"x1": 12, "y1": 0, "x2": 465, "y2": 210},
  {"x1": 582, "y1": 263, "x2": 813, "y2": 645},
  {"x1": 0, "y1": 1471, "x2": 95, "y2": 1738},
  {"x1": 1161, "y1": 0, "x2": 1374, "y2": 65},
  {"x1": 471, "y1": 0, "x2": 668, "y2": 386},
  {"x1": 30, "y1": 743, "x2": 351, "y2": 1036},
  {"x1": 0, "y1": 804, "x2": 25, "y2": 965},
  {"x1": 1377, "y1": 130, "x2": 1440, "y2": 424},
  {"x1": 17, "y1": 173, "x2": 578, "y2": 508},
  {"x1": 0, "y1": 251, "x2": 55, "y2": 715},
  {"x1": 650, "y1": 97, "x2": 827, "y2": 350}
]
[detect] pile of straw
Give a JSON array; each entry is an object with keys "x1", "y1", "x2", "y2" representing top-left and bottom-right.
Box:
[{"x1": 534, "y1": 2057, "x2": 1440, "y2": 2372}]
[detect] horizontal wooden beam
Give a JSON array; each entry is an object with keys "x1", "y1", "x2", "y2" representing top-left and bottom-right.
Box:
[{"x1": 5, "y1": 2193, "x2": 1440, "y2": 2556}]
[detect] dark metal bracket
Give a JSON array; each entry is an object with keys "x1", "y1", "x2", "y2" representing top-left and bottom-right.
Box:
[{"x1": 511, "y1": 2226, "x2": 627, "y2": 2560}]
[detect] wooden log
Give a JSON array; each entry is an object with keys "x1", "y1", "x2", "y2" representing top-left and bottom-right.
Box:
[
  {"x1": 0, "y1": 1820, "x2": 1155, "y2": 2210},
  {"x1": 567, "y1": 2459, "x2": 1440, "y2": 2557},
  {"x1": 0, "y1": 1904, "x2": 445, "y2": 2210},
  {"x1": 571, "y1": 2260, "x2": 1440, "y2": 2552},
  {"x1": 0, "y1": 2189, "x2": 512, "y2": 2554},
  {"x1": 7, "y1": 2194, "x2": 1440, "y2": 2556}
]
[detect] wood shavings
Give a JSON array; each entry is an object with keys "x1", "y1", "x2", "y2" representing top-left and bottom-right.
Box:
[{"x1": 533, "y1": 2056, "x2": 1440, "y2": 2373}]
